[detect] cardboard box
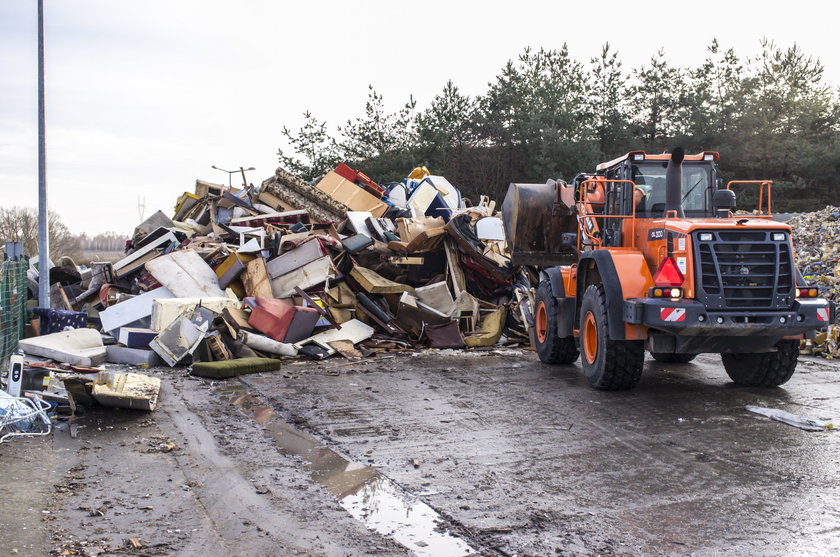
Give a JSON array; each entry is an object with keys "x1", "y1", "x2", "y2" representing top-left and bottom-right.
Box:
[{"x1": 315, "y1": 171, "x2": 388, "y2": 217}]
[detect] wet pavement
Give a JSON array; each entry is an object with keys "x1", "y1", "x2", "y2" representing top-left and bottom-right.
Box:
[
  {"x1": 241, "y1": 350, "x2": 840, "y2": 556},
  {"x1": 224, "y1": 386, "x2": 474, "y2": 556},
  {"x1": 3, "y1": 349, "x2": 839, "y2": 556}
]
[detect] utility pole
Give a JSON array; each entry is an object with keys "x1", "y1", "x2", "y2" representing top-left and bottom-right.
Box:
[{"x1": 37, "y1": 0, "x2": 50, "y2": 309}]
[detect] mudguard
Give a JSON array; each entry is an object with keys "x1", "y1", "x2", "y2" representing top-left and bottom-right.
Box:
[
  {"x1": 540, "y1": 266, "x2": 575, "y2": 337},
  {"x1": 577, "y1": 250, "x2": 654, "y2": 340},
  {"x1": 540, "y1": 267, "x2": 566, "y2": 298}
]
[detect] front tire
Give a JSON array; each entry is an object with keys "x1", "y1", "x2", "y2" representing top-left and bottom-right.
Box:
[
  {"x1": 579, "y1": 284, "x2": 644, "y2": 390},
  {"x1": 721, "y1": 340, "x2": 799, "y2": 387},
  {"x1": 651, "y1": 352, "x2": 698, "y2": 364},
  {"x1": 534, "y1": 281, "x2": 579, "y2": 364}
]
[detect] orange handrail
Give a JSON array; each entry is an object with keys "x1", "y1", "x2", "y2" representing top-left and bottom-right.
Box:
[
  {"x1": 577, "y1": 179, "x2": 638, "y2": 252},
  {"x1": 726, "y1": 180, "x2": 773, "y2": 218}
]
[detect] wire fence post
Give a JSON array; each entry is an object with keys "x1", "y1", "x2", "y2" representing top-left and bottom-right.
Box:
[{"x1": 1, "y1": 253, "x2": 30, "y2": 371}]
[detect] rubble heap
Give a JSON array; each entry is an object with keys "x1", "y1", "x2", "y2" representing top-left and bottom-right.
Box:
[
  {"x1": 790, "y1": 206, "x2": 840, "y2": 358},
  {"x1": 33, "y1": 163, "x2": 533, "y2": 374}
]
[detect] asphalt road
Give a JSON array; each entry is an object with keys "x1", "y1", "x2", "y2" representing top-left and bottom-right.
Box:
[
  {"x1": 242, "y1": 349, "x2": 840, "y2": 556},
  {"x1": 4, "y1": 349, "x2": 839, "y2": 556}
]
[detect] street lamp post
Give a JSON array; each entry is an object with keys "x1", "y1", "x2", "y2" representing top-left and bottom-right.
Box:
[
  {"x1": 37, "y1": 0, "x2": 50, "y2": 309},
  {"x1": 211, "y1": 165, "x2": 255, "y2": 189}
]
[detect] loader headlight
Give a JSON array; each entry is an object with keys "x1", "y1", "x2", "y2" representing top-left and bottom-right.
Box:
[
  {"x1": 772, "y1": 233, "x2": 785, "y2": 241},
  {"x1": 699, "y1": 233, "x2": 713, "y2": 241}
]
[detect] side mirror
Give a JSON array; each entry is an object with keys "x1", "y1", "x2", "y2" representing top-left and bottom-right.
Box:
[{"x1": 713, "y1": 189, "x2": 736, "y2": 217}]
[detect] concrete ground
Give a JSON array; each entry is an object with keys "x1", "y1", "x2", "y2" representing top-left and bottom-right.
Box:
[{"x1": 2, "y1": 349, "x2": 839, "y2": 556}]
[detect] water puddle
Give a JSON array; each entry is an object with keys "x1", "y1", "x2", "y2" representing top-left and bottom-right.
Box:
[{"x1": 217, "y1": 385, "x2": 474, "y2": 556}]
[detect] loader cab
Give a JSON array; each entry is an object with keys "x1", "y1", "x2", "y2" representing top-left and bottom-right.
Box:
[{"x1": 596, "y1": 151, "x2": 720, "y2": 219}]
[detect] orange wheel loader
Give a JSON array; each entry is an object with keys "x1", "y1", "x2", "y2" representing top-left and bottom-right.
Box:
[{"x1": 502, "y1": 148, "x2": 835, "y2": 390}]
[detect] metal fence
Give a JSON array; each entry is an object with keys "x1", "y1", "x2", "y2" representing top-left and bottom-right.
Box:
[{"x1": 0, "y1": 256, "x2": 29, "y2": 370}]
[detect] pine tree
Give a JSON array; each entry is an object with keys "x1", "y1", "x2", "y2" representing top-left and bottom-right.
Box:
[{"x1": 277, "y1": 111, "x2": 342, "y2": 181}]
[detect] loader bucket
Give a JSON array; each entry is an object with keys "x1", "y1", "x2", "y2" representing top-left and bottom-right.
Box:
[{"x1": 501, "y1": 182, "x2": 578, "y2": 267}]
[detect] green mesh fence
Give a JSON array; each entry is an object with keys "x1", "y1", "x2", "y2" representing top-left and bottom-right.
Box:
[{"x1": 0, "y1": 257, "x2": 29, "y2": 370}]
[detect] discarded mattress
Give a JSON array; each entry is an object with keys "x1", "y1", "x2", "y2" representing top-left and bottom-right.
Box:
[{"x1": 19, "y1": 328, "x2": 107, "y2": 367}]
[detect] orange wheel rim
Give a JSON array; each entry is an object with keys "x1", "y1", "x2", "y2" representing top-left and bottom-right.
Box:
[
  {"x1": 583, "y1": 312, "x2": 597, "y2": 363},
  {"x1": 536, "y1": 301, "x2": 548, "y2": 343}
]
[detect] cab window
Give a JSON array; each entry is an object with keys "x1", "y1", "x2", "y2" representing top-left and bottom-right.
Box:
[{"x1": 632, "y1": 163, "x2": 712, "y2": 215}]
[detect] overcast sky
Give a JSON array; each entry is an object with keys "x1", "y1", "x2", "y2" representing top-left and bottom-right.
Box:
[{"x1": 1, "y1": 0, "x2": 837, "y2": 236}]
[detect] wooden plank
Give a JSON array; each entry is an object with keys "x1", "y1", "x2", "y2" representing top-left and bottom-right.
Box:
[
  {"x1": 327, "y1": 339, "x2": 363, "y2": 359},
  {"x1": 242, "y1": 258, "x2": 273, "y2": 298},
  {"x1": 405, "y1": 228, "x2": 446, "y2": 253},
  {"x1": 444, "y1": 238, "x2": 465, "y2": 296},
  {"x1": 350, "y1": 266, "x2": 414, "y2": 295},
  {"x1": 112, "y1": 231, "x2": 177, "y2": 273},
  {"x1": 50, "y1": 282, "x2": 73, "y2": 311},
  {"x1": 258, "y1": 191, "x2": 298, "y2": 212},
  {"x1": 222, "y1": 307, "x2": 254, "y2": 333},
  {"x1": 389, "y1": 256, "x2": 424, "y2": 265},
  {"x1": 115, "y1": 248, "x2": 163, "y2": 279}
]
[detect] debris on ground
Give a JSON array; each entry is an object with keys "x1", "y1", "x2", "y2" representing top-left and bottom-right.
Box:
[
  {"x1": 746, "y1": 405, "x2": 835, "y2": 432},
  {"x1": 790, "y1": 206, "x2": 840, "y2": 357},
  {"x1": 0, "y1": 390, "x2": 52, "y2": 442},
  {"x1": 11, "y1": 162, "x2": 533, "y2": 383}
]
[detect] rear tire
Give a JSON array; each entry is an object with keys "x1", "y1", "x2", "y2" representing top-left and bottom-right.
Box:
[
  {"x1": 534, "y1": 281, "x2": 579, "y2": 364},
  {"x1": 579, "y1": 283, "x2": 644, "y2": 390},
  {"x1": 721, "y1": 340, "x2": 799, "y2": 387},
  {"x1": 651, "y1": 352, "x2": 698, "y2": 364}
]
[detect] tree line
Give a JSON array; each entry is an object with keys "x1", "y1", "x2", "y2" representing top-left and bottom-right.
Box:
[
  {"x1": 278, "y1": 39, "x2": 840, "y2": 212},
  {"x1": 0, "y1": 206, "x2": 127, "y2": 261}
]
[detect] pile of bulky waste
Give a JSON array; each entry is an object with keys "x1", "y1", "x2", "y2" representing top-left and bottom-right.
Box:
[
  {"x1": 17, "y1": 163, "x2": 535, "y2": 387},
  {"x1": 790, "y1": 206, "x2": 840, "y2": 358}
]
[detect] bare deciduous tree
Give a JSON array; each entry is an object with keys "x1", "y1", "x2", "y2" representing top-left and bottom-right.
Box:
[{"x1": 0, "y1": 206, "x2": 81, "y2": 261}]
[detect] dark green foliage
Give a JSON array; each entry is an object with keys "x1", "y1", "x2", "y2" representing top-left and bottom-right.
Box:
[
  {"x1": 277, "y1": 111, "x2": 343, "y2": 182},
  {"x1": 278, "y1": 40, "x2": 840, "y2": 210}
]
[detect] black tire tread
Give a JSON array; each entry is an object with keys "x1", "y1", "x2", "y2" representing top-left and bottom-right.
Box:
[
  {"x1": 535, "y1": 281, "x2": 579, "y2": 365},
  {"x1": 581, "y1": 283, "x2": 644, "y2": 390},
  {"x1": 721, "y1": 340, "x2": 799, "y2": 387}
]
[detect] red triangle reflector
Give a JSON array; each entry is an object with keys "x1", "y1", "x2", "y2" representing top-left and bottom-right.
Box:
[{"x1": 653, "y1": 257, "x2": 684, "y2": 287}]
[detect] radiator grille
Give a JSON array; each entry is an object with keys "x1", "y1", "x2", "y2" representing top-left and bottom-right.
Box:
[{"x1": 692, "y1": 230, "x2": 794, "y2": 310}]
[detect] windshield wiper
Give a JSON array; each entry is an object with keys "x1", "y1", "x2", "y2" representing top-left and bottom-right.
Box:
[{"x1": 682, "y1": 176, "x2": 704, "y2": 204}]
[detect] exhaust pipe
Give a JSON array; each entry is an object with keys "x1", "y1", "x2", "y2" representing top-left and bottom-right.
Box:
[{"x1": 664, "y1": 147, "x2": 684, "y2": 218}]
